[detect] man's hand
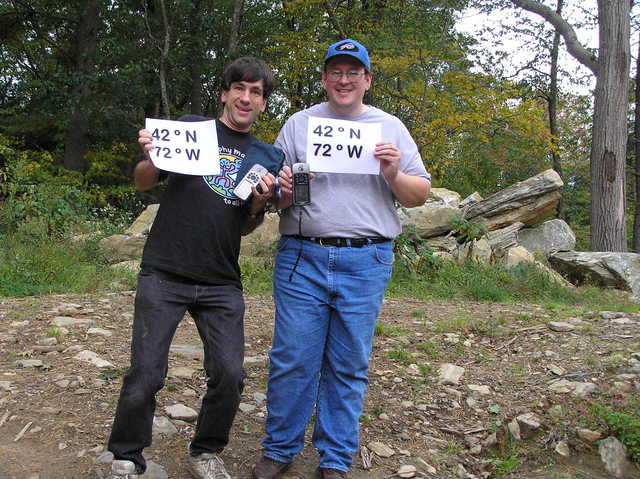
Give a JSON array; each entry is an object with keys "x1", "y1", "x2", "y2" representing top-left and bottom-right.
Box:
[
  {"x1": 249, "y1": 172, "x2": 276, "y2": 215},
  {"x1": 375, "y1": 141, "x2": 401, "y2": 182},
  {"x1": 134, "y1": 129, "x2": 160, "y2": 191},
  {"x1": 374, "y1": 141, "x2": 429, "y2": 208},
  {"x1": 276, "y1": 165, "x2": 316, "y2": 209},
  {"x1": 138, "y1": 129, "x2": 156, "y2": 161}
]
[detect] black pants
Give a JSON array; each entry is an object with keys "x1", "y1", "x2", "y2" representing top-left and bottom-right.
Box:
[{"x1": 107, "y1": 268, "x2": 245, "y2": 472}]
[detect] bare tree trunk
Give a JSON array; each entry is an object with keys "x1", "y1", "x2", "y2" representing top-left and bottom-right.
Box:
[
  {"x1": 189, "y1": 0, "x2": 204, "y2": 115},
  {"x1": 158, "y1": 0, "x2": 170, "y2": 119},
  {"x1": 227, "y1": 0, "x2": 245, "y2": 57},
  {"x1": 590, "y1": 0, "x2": 629, "y2": 251},
  {"x1": 548, "y1": 0, "x2": 563, "y2": 218},
  {"x1": 633, "y1": 31, "x2": 640, "y2": 251},
  {"x1": 145, "y1": 0, "x2": 171, "y2": 119},
  {"x1": 63, "y1": 0, "x2": 100, "y2": 172},
  {"x1": 511, "y1": 0, "x2": 630, "y2": 251}
]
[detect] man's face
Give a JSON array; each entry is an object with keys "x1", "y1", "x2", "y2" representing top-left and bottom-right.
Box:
[
  {"x1": 219, "y1": 80, "x2": 267, "y2": 132},
  {"x1": 321, "y1": 56, "x2": 371, "y2": 114}
]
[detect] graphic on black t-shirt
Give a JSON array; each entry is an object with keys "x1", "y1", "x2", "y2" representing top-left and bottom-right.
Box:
[{"x1": 203, "y1": 146, "x2": 246, "y2": 200}]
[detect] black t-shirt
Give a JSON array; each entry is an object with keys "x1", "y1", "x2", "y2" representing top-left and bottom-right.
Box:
[{"x1": 140, "y1": 119, "x2": 253, "y2": 287}]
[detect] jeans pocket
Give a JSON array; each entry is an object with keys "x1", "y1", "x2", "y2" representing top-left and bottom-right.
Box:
[{"x1": 373, "y1": 243, "x2": 394, "y2": 265}]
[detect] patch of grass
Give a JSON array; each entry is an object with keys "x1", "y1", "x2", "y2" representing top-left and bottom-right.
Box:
[
  {"x1": 584, "y1": 354, "x2": 600, "y2": 369},
  {"x1": 488, "y1": 438, "x2": 522, "y2": 477},
  {"x1": 441, "y1": 342, "x2": 467, "y2": 361},
  {"x1": 240, "y1": 256, "x2": 274, "y2": 296},
  {"x1": 468, "y1": 316, "x2": 508, "y2": 335},
  {"x1": 418, "y1": 363, "x2": 434, "y2": 379},
  {"x1": 98, "y1": 368, "x2": 126, "y2": 381},
  {"x1": 46, "y1": 328, "x2": 63, "y2": 341},
  {"x1": 430, "y1": 314, "x2": 508, "y2": 336},
  {"x1": 509, "y1": 363, "x2": 528, "y2": 377},
  {"x1": 444, "y1": 442, "x2": 462, "y2": 455},
  {"x1": 375, "y1": 322, "x2": 405, "y2": 337},
  {"x1": 418, "y1": 340, "x2": 440, "y2": 359},
  {"x1": 489, "y1": 454, "x2": 521, "y2": 476},
  {"x1": 0, "y1": 232, "x2": 136, "y2": 297},
  {"x1": 474, "y1": 347, "x2": 497, "y2": 363},
  {"x1": 370, "y1": 405, "x2": 384, "y2": 416},
  {"x1": 602, "y1": 353, "x2": 625, "y2": 372},
  {"x1": 388, "y1": 259, "x2": 640, "y2": 311},
  {"x1": 431, "y1": 316, "x2": 467, "y2": 333},
  {"x1": 388, "y1": 349, "x2": 412, "y2": 365}
]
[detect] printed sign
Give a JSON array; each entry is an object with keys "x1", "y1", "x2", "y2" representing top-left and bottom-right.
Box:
[
  {"x1": 145, "y1": 118, "x2": 220, "y2": 175},
  {"x1": 306, "y1": 117, "x2": 381, "y2": 174}
]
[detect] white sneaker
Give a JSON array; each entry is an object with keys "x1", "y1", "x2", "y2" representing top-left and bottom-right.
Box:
[
  {"x1": 110, "y1": 460, "x2": 139, "y2": 479},
  {"x1": 187, "y1": 452, "x2": 231, "y2": 479}
]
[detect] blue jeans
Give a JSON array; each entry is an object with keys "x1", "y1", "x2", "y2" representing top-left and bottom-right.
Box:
[
  {"x1": 262, "y1": 237, "x2": 393, "y2": 472},
  {"x1": 108, "y1": 268, "x2": 245, "y2": 472}
]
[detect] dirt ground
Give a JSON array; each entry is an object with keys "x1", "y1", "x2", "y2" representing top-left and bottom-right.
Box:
[{"x1": 1, "y1": 291, "x2": 639, "y2": 479}]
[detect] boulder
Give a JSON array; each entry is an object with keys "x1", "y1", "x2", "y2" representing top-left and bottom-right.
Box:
[
  {"x1": 548, "y1": 252, "x2": 640, "y2": 302},
  {"x1": 459, "y1": 192, "x2": 482, "y2": 208},
  {"x1": 487, "y1": 222, "x2": 524, "y2": 253},
  {"x1": 98, "y1": 234, "x2": 147, "y2": 262},
  {"x1": 599, "y1": 437, "x2": 631, "y2": 478},
  {"x1": 518, "y1": 219, "x2": 576, "y2": 256},
  {"x1": 499, "y1": 245, "x2": 535, "y2": 267},
  {"x1": 454, "y1": 238, "x2": 491, "y2": 264},
  {"x1": 464, "y1": 169, "x2": 563, "y2": 230},
  {"x1": 125, "y1": 204, "x2": 159, "y2": 235},
  {"x1": 429, "y1": 188, "x2": 461, "y2": 207},
  {"x1": 400, "y1": 203, "x2": 463, "y2": 239},
  {"x1": 425, "y1": 235, "x2": 458, "y2": 254}
]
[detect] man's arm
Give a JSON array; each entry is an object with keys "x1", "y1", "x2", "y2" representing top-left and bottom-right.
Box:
[
  {"x1": 375, "y1": 141, "x2": 430, "y2": 207},
  {"x1": 135, "y1": 129, "x2": 161, "y2": 192}
]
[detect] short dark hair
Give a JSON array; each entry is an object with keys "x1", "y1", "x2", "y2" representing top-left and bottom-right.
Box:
[{"x1": 221, "y1": 57, "x2": 275, "y2": 100}]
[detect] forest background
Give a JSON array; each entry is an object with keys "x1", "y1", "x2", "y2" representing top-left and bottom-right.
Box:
[{"x1": 1, "y1": 0, "x2": 640, "y2": 257}]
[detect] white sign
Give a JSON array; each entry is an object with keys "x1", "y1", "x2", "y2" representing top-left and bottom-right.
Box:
[
  {"x1": 306, "y1": 117, "x2": 382, "y2": 174},
  {"x1": 145, "y1": 118, "x2": 220, "y2": 175}
]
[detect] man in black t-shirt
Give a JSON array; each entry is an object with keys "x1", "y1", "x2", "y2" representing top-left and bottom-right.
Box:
[{"x1": 107, "y1": 57, "x2": 282, "y2": 479}]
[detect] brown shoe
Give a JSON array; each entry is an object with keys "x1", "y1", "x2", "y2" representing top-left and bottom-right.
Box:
[
  {"x1": 319, "y1": 468, "x2": 347, "y2": 479},
  {"x1": 251, "y1": 456, "x2": 291, "y2": 479}
]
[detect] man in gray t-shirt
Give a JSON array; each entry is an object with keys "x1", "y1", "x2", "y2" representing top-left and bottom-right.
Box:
[{"x1": 253, "y1": 39, "x2": 431, "y2": 479}]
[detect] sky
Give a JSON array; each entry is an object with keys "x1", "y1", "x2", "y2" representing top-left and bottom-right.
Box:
[{"x1": 455, "y1": 2, "x2": 601, "y2": 96}]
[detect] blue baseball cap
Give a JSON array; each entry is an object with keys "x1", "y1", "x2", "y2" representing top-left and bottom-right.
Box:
[{"x1": 324, "y1": 39, "x2": 371, "y2": 71}]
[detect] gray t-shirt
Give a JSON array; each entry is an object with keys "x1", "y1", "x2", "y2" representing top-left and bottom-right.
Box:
[{"x1": 276, "y1": 103, "x2": 430, "y2": 239}]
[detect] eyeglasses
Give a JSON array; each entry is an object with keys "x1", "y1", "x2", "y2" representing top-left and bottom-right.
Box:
[{"x1": 326, "y1": 70, "x2": 366, "y2": 82}]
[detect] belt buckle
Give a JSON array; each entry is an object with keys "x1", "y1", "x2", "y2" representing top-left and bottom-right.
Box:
[{"x1": 318, "y1": 238, "x2": 328, "y2": 247}]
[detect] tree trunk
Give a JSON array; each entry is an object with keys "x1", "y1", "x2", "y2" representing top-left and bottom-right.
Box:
[
  {"x1": 227, "y1": 0, "x2": 245, "y2": 57},
  {"x1": 189, "y1": 0, "x2": 204, "y2": 116},
  {"x1": 590, "y1": 0, "x2": 629, "y2": 251},
  {"x1": 548, "y1": 0, "x2": 563, "y2": 218},
  {"x1": 63, "y1": 0, "x2": 100, "y2": 172},
  {"x1": 511, "y1": 0, "x2": 630, "y2": 252},
  {"x1": 158, "y1": 0, "x2": 170, "y2": 119},
  {"x1": 633, "y1": 31, "x2": 640, "y2": 251}
]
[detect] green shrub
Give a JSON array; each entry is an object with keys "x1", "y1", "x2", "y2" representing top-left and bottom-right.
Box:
[
  {"x1": 0, "y1": 145, "x2": 91, "y2": 236},
  {"x1": 590, "y1": 403, "x2": 640, "y2": 461},
  {"x1": 393, "y1": 226, "x2": 440, "y2": 278},
  {"x1": 449, "y1": 217, "x2": 489, "y2": 244}
]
